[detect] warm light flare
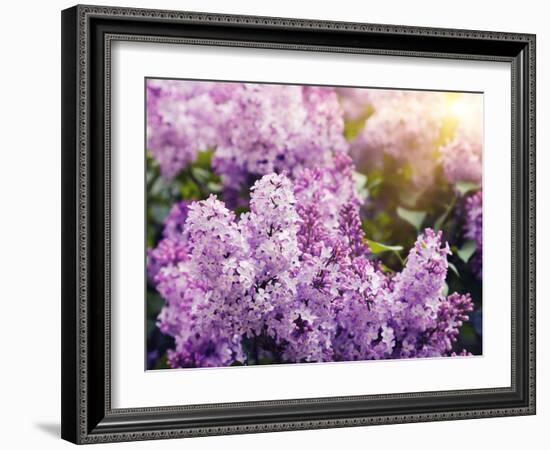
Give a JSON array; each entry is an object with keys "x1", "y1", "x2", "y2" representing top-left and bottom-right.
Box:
[
  {"x1": 445, "y1": 93, "x2": 484, "y2": 140},
  {"x1": 448, "y1": 96, "x2": 470, "y2": 120}
]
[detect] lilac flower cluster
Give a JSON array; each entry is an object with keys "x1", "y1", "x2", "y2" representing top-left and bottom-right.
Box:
[
  {"x1": 343, "y1": 89, "x2": 447, "y2": 187},
  {"x1": 439, "y1": 121, "x2": 483, "y2": 184},
  {"x1": 146, "y1": 80, "x2": 238, "y2": 178},
  {"x1": 438, "y1": 94, "x2": 483, "y2": 187},
  {"x1": 439, "y1": 129, "x2": 483, "y2": 186},
  {"x1": 147, "y1": 80, "x2": 348, "y2": 190},
  {"x1": 148, "y1": 168, "x2": 474, "y2": 367},
  {"x1": 146, "y1": 200, "x2": 190, "y2": 281},
  {"x1": 338, "y1": 89, "x2": 484, "y2": 191},
  {"x1": 464, "y1": 191, "x2": 483, "y2": 280}
]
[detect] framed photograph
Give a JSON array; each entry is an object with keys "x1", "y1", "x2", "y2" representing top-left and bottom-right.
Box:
[{"x1": 61, "y1": 4, "x2": 536, "y2": 444}]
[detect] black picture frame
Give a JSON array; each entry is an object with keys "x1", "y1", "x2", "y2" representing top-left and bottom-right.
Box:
[{"x1": 61, "y1": 4, "x2": 536, "y2": 444}]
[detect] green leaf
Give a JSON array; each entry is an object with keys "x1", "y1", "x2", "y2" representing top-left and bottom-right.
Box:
[
  {"x1": 154, "y1": 353, "x2": 168, "y2": 370},
  {"x1": 353, "y1": 171, "x2": 369, "y2": 200},
  {"x1": 456, "y1": 240, "x2": 477, "y2": 263},
  {"x1": 442, "y1": 281, "x2": 449, "y2": 297},
  {"x1": 353, "y1": 171, "x2": 367, "y2": 187},
  {"x1": 366, "y1": 239, "x2": 404, "y2": 266},
  {"x1": 150, "y1": 177, "x2": 168, "y2": 197},
  {"x1": 258, "y1": 356, "x2": 275, "y2": 365},
  {"x1": 343, "y1": 106, "x2": 372, "y2": 140},
  {"x1": 180, "y1": 178, "x2": 201, "y2": 199},
  {"x1": 366, "y1": 239, "x2": 404, "y2": 254},
  {"x1": 455, "y1": 181, "x2": 480, "y2": 196},
  {"x1": 397, "y1": 207, "x2": 426, "y2": 231},
  {"x1": 195, "y1": 149, "x2": 214, "y2": 168},
  {"x1": 147, "y1": 318, "x2": 156, "y2": 335},
  {"x1": 150, "y1": 205, "x2": 170, "y2": 223},
  {"x1": 458, "y1": 322, "x2": 476, "y2": 345},
  {"x1": 399, "y1": 161, "x2": 414, "y2": 182},
  {"x1": 375, "y1": 211, "x2": 391, "y2": 227},
  {"x1": 147, "y1": 291, "x2": 165, "y2": 314},
  {"x1": 234, "y1": 206, "x2": 250, "y2": 216},
  {"x1": 207, "y1": 181, "x2": 223, "y2": 193},
  {"x1": 433, "y1": 198, "x2": 456, "y2": 232},
  {"x1": 399, "y1": 189, "x2": 423, "y2": 208},
  {"x1": 366, "y1": 170, "x2": 384, "y2": 189},
  {"x1": 191, "y1": 167, "x2": 211, "y2": 183},
  {"x1": 433, "y1": 213, "x2": 447, "y2": 232},
  {"x1": 448, "y1": 262, "x2": 460, "y2": 278}
]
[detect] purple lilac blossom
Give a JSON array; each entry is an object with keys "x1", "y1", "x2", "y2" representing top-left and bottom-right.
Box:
[
  {"x1": 146, "y1": 80, "x2": 238, "y2": 178},
  {"x1": 146, "y1": 200, "x2": 190, "y2": 281},
  {"x1": 159, "y1": 195, "x2": 250, "y2": 368},
  {"x1": 464, "y1": 191, "x2": 483, "y2": 279},
  {"x1": 148, "y1": 169, "x2": 474, "y2": 367},
  {"x1": 212, "y1": 84, "x2": 348, "y2": 191},
  {"x1": 147, "y1": 80, "x2": 348, "y2": 191},
  {"x1": 439, "y1": 120, "x2": 483, "y2": 184},
  {"x1": 293, "y1": 152, "x2": 361, "y2": 232},
  {"x1": 161, "y1": 200, "x2": 190, "y2": 239},
  {"x1": 386, "y1": 229, "x2": 472, "y2": 357},
  {"x1": 146, "y1": 237, "x2": 188, "y2": 283}
]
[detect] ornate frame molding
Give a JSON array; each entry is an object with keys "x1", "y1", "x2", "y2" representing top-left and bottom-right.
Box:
[{"x1": 61, "y1": 4, "x2": 536, "y2": 444}]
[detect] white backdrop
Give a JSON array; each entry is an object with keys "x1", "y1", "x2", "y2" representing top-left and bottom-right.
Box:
[
  {"x1": 112, "y1": 42, "x2": 511, "y2": 408},
  {"x1": 0, "y1": 0, "x2": 545, "y2": 449}
]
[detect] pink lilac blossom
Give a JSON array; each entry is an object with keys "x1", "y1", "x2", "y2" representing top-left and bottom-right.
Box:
[
  {"x1": 464, "y1": 191, "x2": 483, "y2": 280},
  {"x1": 148, "y1": 169, "x2": 474, "y2": 367},
  {"x1": 147, "y1": 80, "x2": 348, "y2": 190},
  {"x1": 347, "y1": 89, "x2": 447, "y2": 188},
  {"x1": 335, "y1": 87, "x2": 374, "y2": 120},
  {"x1": 439, "y1": 94, "x2": 483, "y2": 187},
  {"x1": 439, "y1": 128, "x2": 483, "y2": 184},
  {"x1": 338, "y1": 89, "x2": 484, "y2": 189}
]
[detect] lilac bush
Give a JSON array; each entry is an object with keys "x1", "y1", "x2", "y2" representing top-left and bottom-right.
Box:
[
  {"x1": 146, "y1": 80, "x2": 483, "y2": 368},
  {"x1": 148, "y1": 170, "x2": 474, "y2": 367},
  {"x1": 147, "y1": 80, "x2": 348, "y2": 191}
]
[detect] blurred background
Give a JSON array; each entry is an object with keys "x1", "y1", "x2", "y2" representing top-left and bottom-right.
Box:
[{"x1": 145, "y1": 82, "x2": 484, "y2": 368}]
